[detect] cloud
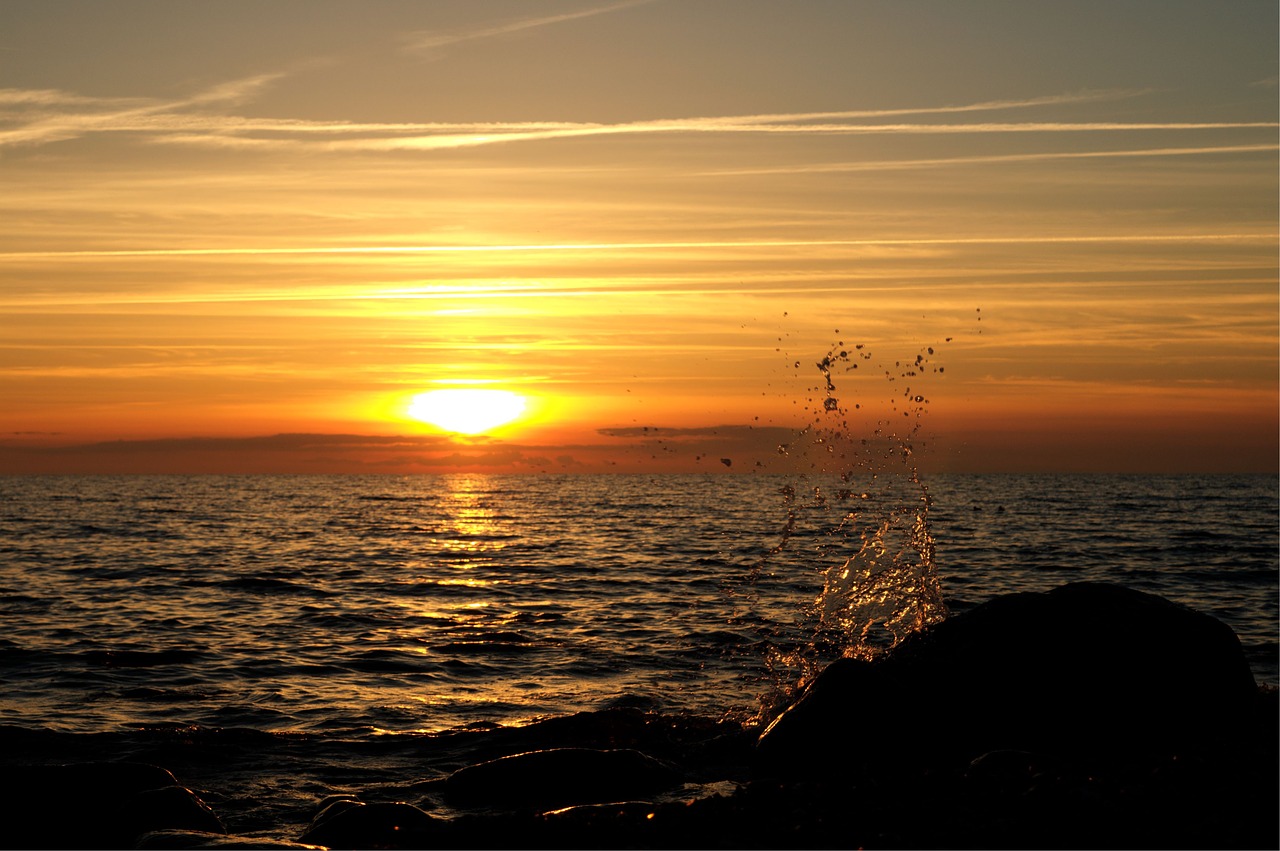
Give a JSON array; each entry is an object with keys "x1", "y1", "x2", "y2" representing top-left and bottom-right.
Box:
[
  {"x1": 701, "y1": 144, "x2": 1280, "y2": 176},
  {"x1": 596, "y1": 424, "x2": 804, "y2": 468},
  {"x1": 57, "y1": 432, "x2": 457, "y2": 454},
  {"x1": 0, "y1": 71, "x2": 286, "y2": 149},
  {"x1": 599, "y1": 424, "x2": 794, "y2": 440},
  {"x1": 402, "y1": 0, "x2": 653, "y2": 54},
  {"x1": 0, "y1": 88, "x2": 147, "y2": 107},
  {"x1": 2, "y1": 232, "x2": 1272, "y2": 263},
  {"x1": 0, "y1": 427, "x2": 807, "y2": 474},
  {"x1": 0, "y1": 431, "x2": 536, "y2": 474},
  {"x1": 13, "y1": 81, "x2": 1262, "y2": 155},
  {"x1": 141, "y1": 103, "x2": 1277, "y2": 155}
]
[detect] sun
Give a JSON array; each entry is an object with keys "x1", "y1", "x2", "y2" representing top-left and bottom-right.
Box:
[{"x1": 407, "y1": 389, "x2": 528, "y2": 435}]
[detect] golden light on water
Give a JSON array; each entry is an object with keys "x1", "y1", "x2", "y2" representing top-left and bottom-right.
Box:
[{"x1": 407, "y1": 389, "x2": 528, "y2": 435}]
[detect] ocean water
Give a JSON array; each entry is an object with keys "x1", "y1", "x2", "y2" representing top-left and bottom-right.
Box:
[{"x1": 1, "y1": 472, "x2": 1276, "y2": 835}]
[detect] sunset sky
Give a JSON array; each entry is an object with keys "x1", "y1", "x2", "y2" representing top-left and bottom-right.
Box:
[{"x1": 2, "y1": 0, "x2": 1276, "y2": 474}]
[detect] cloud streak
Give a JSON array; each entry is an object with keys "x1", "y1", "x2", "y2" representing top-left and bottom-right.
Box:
[
  {"x1": 701, "y1": 144, "x2": 1280, "y2": 175},
  {"x1": 2, "y1": 232, "x2": 1271, "y2": 262},
  {"x1": 402, "y1": 0, "x2": 654, "y2": 53},
  {"x1": 0, "y1": 72, "x2": 286, "y2": 149},
  {"x1": 12, "y1": 82, "x2": 1264, "y2": 154}
]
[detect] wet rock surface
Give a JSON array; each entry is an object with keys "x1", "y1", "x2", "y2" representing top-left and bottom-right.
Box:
[
  {"x1": 440, "y1": 746, "x2": 680, "y2": 808},
  {"x1": 298, "y1": 800, "x2": 440, "y2": 848},
  {"x1": 758, "y1": 581, "x2": 1261, "y2": 773},
  {"x1": 1, "y1": 584, "x2": 1275, "y2": 849}
]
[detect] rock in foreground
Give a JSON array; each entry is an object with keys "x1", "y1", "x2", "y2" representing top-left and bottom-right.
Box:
[{"x1": 757, "y1": 581, "x2": 1261, "y2": 773}]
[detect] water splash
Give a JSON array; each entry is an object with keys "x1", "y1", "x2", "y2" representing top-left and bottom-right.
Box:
[
  {"x1": 800, "y1": 337, "x2": 948, "y2": 656},
  {"x1": 733, "y1": 328, "x2": 954, "y2": 715}
]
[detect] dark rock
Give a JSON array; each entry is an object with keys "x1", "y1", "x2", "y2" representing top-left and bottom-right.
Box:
[
  {"x1": 310, "y1": 793, "x2": 363, "y2": 824},
  {"x1": 965, "y1": 749, "x2": 1066, "y2": 798},
  {"x1": 540, "y1": 799, "x2": 659, "y2": 819},
  {"x1": 0, "y1": 760, "x2": 222, "y2": 849},
  {"x1": 122, "y1": 785, "x2": 225, "y2": 838},
  {"x1": 757, "y1": 582, "x2": 1259, "y2": 775},
  {"x1": 297, "y1": 800, "x2": 439, "y2": 849},
  {"x1": 7, "y1": 761, "x2": 179, "y2": 800},
  {"x1": 441, "y1": 747, "x2": 679, "y2": 809}
]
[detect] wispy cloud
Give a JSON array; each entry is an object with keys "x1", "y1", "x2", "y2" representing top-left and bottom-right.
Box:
[
  {"x1": 12, "y1": 84, "x2": 1241, "y2": 153},
  {"x1": 702, "y1": 144, "x2": 1280, "y2": 176},
  {"x1": 2, "y1": 232, "x2": 1271, "y2": 262},
  {"x1": 0, "y1": 426, "x2": 812, "y2": 474},
  {"x1": 402, "y1": 0, "x2": 653, "y2": 54},
  {"x1": 104, "y1": 115, "x2": 1280, "y2": 153},
  {"x1": 291, "y1": 119, "x2": 1277, "y2": 154},
  {"x1": 0, "y1": 88, "x2": 147, "y2": 107},
  {"x1": 0, "y1": 71, "x2": 285, "y2": 149}
]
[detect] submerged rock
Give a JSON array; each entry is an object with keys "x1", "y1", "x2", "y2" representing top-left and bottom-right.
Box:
[
  {"x1": 757, "y1": 582, "x2": 1260, "y2": 775},
  {"x1": 441, "y1": 746, "x2": 679, "y2": 809}
]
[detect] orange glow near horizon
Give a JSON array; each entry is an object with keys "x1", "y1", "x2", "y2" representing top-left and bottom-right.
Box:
[{"x1": 0, "y1": 3, "x2": 1276, "y2": 475}]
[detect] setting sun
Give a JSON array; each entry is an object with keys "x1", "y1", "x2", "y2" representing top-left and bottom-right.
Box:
[
  {"x1": 407, "y1": 389, "x2": 528, "y2": 435},
  {"x1": 0, "y1": 1, "x2": 1275, "y2": 476}
]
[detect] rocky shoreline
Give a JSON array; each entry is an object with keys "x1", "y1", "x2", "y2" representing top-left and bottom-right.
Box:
[{"x1": 3, "y1": 583, "x2": 1276, "y2": 849}]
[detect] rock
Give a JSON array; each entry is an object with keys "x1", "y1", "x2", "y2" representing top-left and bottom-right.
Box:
[
  {"x1": 297, "y1": 800, "x2": 439, "y2": 849},
  {"x1": 965, "y1": 749, "x2": 1063, "y2": 796},
  {"x1": 309, "y1": 793, "x2": 363, "y2": 827},
  {"x1": 757, "y1": 582, "x2": 1259, "y2": 775},
  {"x1": 2, "y1": 761, "x2": 180, "y2": 809},
  {"x1": 441, "y1": 747, "x2": 679, "y2": 809},
  {"x1": 121, "y1": 785, "x2": 225, "y2": 838},
  {"x1": 0, "y1": 760, "x2": 223, "y2": 849}
]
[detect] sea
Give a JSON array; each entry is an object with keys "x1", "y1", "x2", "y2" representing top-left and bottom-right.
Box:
[{"x1": 1, "y1": 472, "x2": 1276, "y2": 837}]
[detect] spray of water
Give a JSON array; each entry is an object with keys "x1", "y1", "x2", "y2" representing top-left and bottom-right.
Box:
[
  {"x1": 801, "y1": 337, "x2": 948, "y2": 655},
  {"x1": 732, "y1": 327, "x2": 954, "y2": 718}
]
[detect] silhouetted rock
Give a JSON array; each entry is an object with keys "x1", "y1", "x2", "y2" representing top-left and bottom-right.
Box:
[
  {"x1": 757, "y1": 582, "x2": 1260, "y2": 775},
  {"x1": 122, "y1": 785, "x2": 225, "y2": 838},
  {"x1": 441, "y1": 746, "x2": 679, "y2": 809},
  {"x1": 297, "y1": 800, "x2": 439, "y2": 849},
  {"x1": 0, "y1": 760, "x2": 223, "y2": 849}
]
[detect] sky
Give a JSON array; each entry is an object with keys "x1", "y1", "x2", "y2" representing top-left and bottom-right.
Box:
[{"x1": 1, "y1": 0, "x2": 1276, "y2": 475}]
